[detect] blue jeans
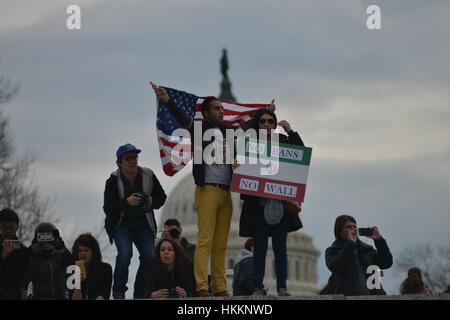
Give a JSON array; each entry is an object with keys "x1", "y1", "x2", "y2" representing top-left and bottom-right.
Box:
[
  {"x1": 253, "y1": 208, "x2": 288, "y2": 291},
  {"x1": 113, "y1": 225, "x2": 154, "y2": 298}
]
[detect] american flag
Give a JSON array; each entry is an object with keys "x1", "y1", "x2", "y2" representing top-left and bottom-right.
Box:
[{"x1": 156, "y1": 87, "x2": 269, "y2": 176}]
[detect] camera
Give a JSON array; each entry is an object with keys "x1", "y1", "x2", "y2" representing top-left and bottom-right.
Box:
[
  {"x1": 168, "y1": 228, "x2": 181, "y2": 239},
  {"x1": 168, "y1": 287, "x2": 178, "y2": 298},
  {"x1": 132, "y1": 193, "x2": 151, "y2": 213},
  {"x1": 358, "y1": 227, "x2": 373, "y2": 237}
]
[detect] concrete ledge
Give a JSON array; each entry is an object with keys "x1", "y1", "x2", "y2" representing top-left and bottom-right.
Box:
[{"x1": 155, "y1": 293, "x2": 450, "y2": 301}]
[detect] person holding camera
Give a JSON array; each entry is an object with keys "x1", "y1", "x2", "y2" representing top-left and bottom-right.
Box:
[
  {"x1": 0, "y1": 208, "x2": 30, "y2": 300},
  {"x1": 103, "y1": 143, "x2": 167, "y2": 299},
  {"x1": 146, "y1": 238, "x2": 196, "y2": 298},
  {"x1": 325, "y1": 215, "x2": 393, "y2": 296},
  {"x1": 161, "y1": 218, "x2": 196, "y2": 262}
]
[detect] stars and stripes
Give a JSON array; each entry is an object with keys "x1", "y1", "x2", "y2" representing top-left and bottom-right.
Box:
[{"x1": 156, "y1": 87, "x2": 268, "y2": 176}]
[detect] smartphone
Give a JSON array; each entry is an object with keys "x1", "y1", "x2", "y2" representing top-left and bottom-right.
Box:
[{"x1": 358, "y1": 228, "x2": 373, "y2": 236}]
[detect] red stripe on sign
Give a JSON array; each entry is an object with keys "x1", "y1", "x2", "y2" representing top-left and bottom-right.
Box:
[{"x1": 230, "y1": 173, "x2": 307, "y2": 202}]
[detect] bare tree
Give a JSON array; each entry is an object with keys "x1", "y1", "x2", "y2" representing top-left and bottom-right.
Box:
[
  {"x1": 1, "y1": 69, "x2": 111, "y2": 255},
  {"x1": 0, "y1": 71, "x2": 58, "y2": 245},
  {"x1": 0, "y1": 76, "x2": 19, "y2": 104},
  {"x1": 395, "y1": 243, "x2": 450, "y2": 293}
]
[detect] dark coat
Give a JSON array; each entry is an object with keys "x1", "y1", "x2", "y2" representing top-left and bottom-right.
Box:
[
  {"x1": 103, "y1": 167, "x2": 167, "y2": 244},
  {"x1": 79, "y1": 262, "x2": 112, "y2": 300},
  {"x1": 325, "y1": 238, "x2": 393, "y2": 296},
  {"x1": 0, "y1": 237, "x2": 30, "y2": 300},
  {"x1": 238, "y1": 131, "x2": 304, "y2": 237},
  {"x1": 146, "y1": 263, "x2": 196, "y2": 298},
  {"x1": 232, "y1": 250, "x2": 254, "y2": 296},
  {"x1": 22, "y1": 244, "x2": 74, "y2": 300}
]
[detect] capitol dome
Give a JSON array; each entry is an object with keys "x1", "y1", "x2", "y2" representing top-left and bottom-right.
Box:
[{"x1": 159, "y1": 172, "x2": 321, "y2": 295}]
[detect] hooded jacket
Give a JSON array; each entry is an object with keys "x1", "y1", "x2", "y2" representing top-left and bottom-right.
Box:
[
  {"x1": 325, "y1": 237, "x2": 393, "y2": 296},
  {"x1": 232, "y1": 249, "x2": 254, "y2": 296},
  {"x1": 22, "y1": 242, "x2": 74, "y2": 300}
]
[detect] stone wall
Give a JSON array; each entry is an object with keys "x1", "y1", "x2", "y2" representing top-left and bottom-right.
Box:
[{"x1": 180, "y1": 293, "x2": 450, "y2": 300}]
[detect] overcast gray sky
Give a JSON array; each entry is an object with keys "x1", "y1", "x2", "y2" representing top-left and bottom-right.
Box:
[{"x1": 1, "y1": 0, "x2": 449, "y2": 296}]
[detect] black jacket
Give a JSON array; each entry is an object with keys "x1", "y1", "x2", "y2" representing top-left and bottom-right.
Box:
[
  {"x1": 325, "y1": 238, "x2": 393, "y2": 296},
  {"x1": 232, "y1": 249, "x2": 254, "y2": 296},
  {"x1": 166, "y1": 98, "x2": 255, "y2": 187},
  {"x1": 0, "y1": 236, "x2": 30, "y2": 300},
  {"x1": 146, "y1": 263, "x2": 196, "y2": 298},
  {"x1": 103, "y1": 167, "x2": 167, "y2": 243},
  {"x1": 238, "y1": 132, "x2": 304, "y2": 237},
  {"x1": 78, "y1": 262, "x2": 112, "y2": 300},
  {"x1": 22, "y1": 243, "x2": 74, "y2": 300}
]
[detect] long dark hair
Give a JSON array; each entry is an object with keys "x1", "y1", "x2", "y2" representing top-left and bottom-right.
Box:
[
  {"x1": 334, "y1": 215, "x2": 356, "y2": 240},
  {"x1": 252, "y1": 108, "x2": 278, "y2": 131},
  {"x1": 318, "y1": 273, "x2": 337, "y2": 295},
  {"x1": 150, "y1": 238, "x2": 193, "y2": 282},
  {"x1": 400, "y1": 267, "x2": 426, "y2": 294},
  {"x1": 71, "y1": 233, "x2": 103, "y2": 275}
]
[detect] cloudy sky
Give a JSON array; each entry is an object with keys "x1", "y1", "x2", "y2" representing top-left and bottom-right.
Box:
[{"x1": 1, "y1": 0, "x2": 449, "y2": 296}]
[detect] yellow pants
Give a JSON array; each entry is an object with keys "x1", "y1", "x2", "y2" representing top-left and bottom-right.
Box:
[{"x1": 193, "y1": 185, "x2": 233, "y2": 293}]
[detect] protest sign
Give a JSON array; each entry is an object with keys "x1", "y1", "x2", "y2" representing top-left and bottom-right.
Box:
[{"x1": 231, "y1": 137, "x2": 312, "y2": 202}]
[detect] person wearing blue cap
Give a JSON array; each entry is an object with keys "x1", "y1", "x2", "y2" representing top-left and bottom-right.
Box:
[{"x1": 103, "y1": 143, "x2": 167, "y2": 299}]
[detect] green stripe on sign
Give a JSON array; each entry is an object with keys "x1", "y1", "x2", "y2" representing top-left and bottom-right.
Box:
[{"x1": 237, "y1": 137, "x2": 312, "y2": 166}]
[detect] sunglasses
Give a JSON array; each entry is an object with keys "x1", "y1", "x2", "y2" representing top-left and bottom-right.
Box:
[{"x1": 259, "y1": 118, "x2": 275, "y2": 125}]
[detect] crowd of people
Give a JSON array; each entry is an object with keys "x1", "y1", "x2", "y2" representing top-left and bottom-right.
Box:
[{"x1": 1, "y1": 85, "x2": 448, "y2": 299}]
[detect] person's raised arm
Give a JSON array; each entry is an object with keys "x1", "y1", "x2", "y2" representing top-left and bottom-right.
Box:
[
  {"x1": 366, "y1": 227, "x2": 393, "y2": 269},
  {"x1": 268, "y1": 99, "x2": 276, "y2": 112},
  {"x1": 278, "y1": 120, "x2": 304, "y2": 146},
  {"x1": 150, "y1": 81, "x2": 169, "y2": 103},
  {"x1": 149, "y1": 81, "x2": 193, "y2": 130}
]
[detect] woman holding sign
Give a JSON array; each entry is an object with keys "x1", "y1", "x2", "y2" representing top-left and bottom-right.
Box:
[{"x1": 236, "y1": 108, "x2": 304, "y2": 296}]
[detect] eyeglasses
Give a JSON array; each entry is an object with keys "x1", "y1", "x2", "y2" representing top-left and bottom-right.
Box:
[
  {"x1": 259, "y1": 118, "x2": 275, "y2": 125},
  {"x1": 123, "y1": 156, "x2": 138, "y2": 162}
]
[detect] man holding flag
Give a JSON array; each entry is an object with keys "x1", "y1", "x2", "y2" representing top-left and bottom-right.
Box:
[{"x1": 150, "y1": 82, "x2": 274, "y2": 296}]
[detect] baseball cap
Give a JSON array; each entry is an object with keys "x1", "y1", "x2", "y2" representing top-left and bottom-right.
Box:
[{"x1": 116, "y1": 143, "x2": 141, "y2": 159}]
